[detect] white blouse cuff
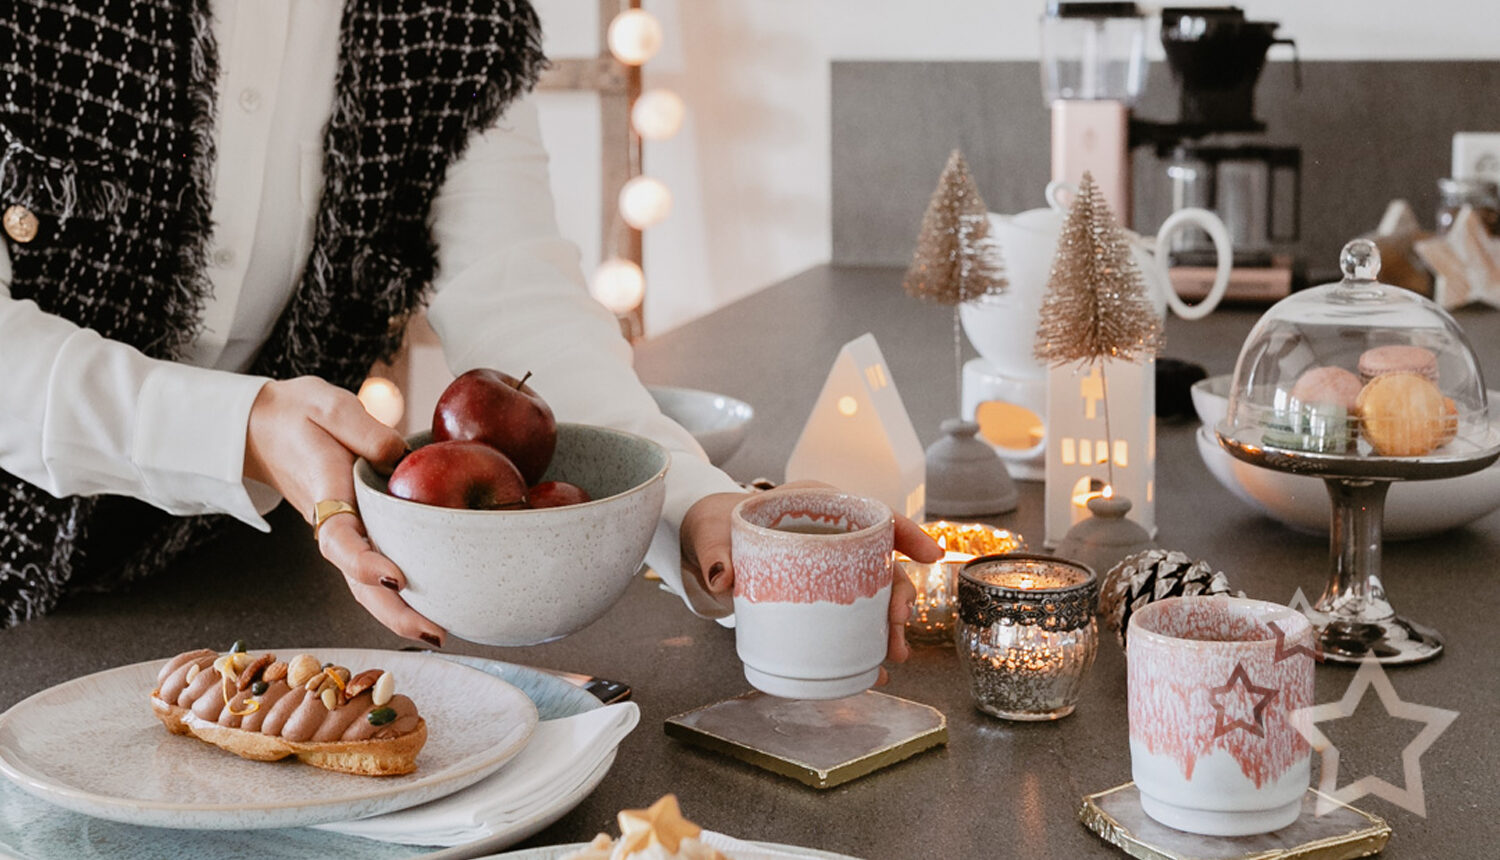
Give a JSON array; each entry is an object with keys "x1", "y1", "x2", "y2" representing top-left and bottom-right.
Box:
[
  {"x1": 132, "y1": 364, "x2": 274, "y2": 531},
  {"x1": 644, "y1": 452, "x2": 749, "y2": 620}
]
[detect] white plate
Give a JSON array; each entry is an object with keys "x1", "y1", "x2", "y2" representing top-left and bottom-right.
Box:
[
  {"x1": 0, "y1": 648, "x2": 539, "y2": 830},
  {"x1": 481, "y1": 841, "x2": 857, "y2": 859}
]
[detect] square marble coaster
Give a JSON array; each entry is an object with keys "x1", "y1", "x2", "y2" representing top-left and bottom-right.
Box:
[
  {"x1": 1079, "y1": 783, "x2": 1391, "y2": 860},
  {"x1": 664, "y1": 690, "x2": 947, "y2": 789}
]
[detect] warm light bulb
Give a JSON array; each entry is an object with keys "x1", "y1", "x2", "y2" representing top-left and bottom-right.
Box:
[
  {"x1": 357, "y1": 376, "x2": 405, "y2": 428},
  {"x1": 618, "y1": 176, "x2": 672, "y2": 229},
  {"x1": 631, "y1": 89, "x2": 685, "y2": 140},
  {"x1": 590, "y1": 257, "x2": 645, "y2": 314},
  {"x1": 837, "y1": 396, "x2": 858, "y2": 416},
  {"x1": 607, "y1": 9, "x2": 662, "y2": 66}
]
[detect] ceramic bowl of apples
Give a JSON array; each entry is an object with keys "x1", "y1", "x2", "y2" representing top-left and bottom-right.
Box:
[{"x1": 354, "y1": 369, "x2": 669, "y2": 646}]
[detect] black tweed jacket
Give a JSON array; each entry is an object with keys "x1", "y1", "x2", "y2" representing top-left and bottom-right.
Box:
[{"x1": 0, "y1": 0, "x2": 545, "y2": 626}]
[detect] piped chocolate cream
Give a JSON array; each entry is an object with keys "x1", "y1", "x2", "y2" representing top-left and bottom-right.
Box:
[{"x1": 151, "y1": 648, "x2": 419, "y2": 744}]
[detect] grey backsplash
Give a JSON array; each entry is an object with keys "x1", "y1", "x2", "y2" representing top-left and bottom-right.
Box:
[{"x1": 831, "y1": 60, "x2": 1500, "y2": 282}]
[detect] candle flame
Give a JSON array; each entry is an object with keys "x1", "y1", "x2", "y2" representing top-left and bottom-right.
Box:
[{"x1": 1071, "y1": 484, "x2": 1114, "y2": 508}]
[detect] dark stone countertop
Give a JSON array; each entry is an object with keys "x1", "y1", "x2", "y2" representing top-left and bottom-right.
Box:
[{"x1": 4, "y1": 265, "x2": 1499, "y2": 858}]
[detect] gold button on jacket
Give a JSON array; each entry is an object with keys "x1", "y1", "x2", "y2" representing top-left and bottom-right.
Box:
[{"x1": 3, "y1": 205, "x2": 39, "y2": 243}]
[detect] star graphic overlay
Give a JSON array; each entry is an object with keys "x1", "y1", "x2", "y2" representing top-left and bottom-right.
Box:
[
  {"x1": 1291, "y1": 658, "x2": 1459, "y2": 817},
  {"x1": 1269, "y1": 619, "x2": 1323, "y2": 664},
  {"x1": 1210, "y1": 662, "x2": 1279, "y2": 740},
  {"x1": 1286, "y1": 587, "x2": 1316, "y2": 616}
]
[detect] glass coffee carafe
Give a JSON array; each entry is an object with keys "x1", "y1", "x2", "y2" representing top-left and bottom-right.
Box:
[{"x1": 1167, "y1": 143, "x2": 1301, "y2": 267}]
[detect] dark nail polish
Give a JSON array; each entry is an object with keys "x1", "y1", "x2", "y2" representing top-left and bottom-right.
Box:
[
  {"x1": 380, "y1": 576, "x2": 401, "y2": 591},
  {"x1": 707, "y1": 562, "x2": 726, "y2": 589},
  {"x1": 420, "y1": 632, "x2": 442, "y2": 648}
]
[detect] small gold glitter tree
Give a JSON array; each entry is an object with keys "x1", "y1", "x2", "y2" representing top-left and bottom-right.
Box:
[
  {"x1": 1034, "y1": 171, "x2": 1162, "y2": 488},
  {"x1": 904, "y1": 149, "x2": 1007, "y2": 306},
  {"x1": 903, "y1": 149, "x2": 1007, "y2": 411}
]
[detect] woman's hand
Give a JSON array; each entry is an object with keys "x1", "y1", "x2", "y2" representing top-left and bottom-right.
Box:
[
  {"x1": 243, "y1": 376, "x2": 445, "y2": 646},
  {"x1": 680, "y1": 480, "x2": 943, "y2": 680}
]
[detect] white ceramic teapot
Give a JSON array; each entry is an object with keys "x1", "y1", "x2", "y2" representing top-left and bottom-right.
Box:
[{"x1": 960, "y1": 182, "x2": 1232, "y2": 381}]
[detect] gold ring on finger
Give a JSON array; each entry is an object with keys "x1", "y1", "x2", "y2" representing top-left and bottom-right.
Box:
[{"x1": 312, "y1": 499, "x2": 359, "y2": 541}]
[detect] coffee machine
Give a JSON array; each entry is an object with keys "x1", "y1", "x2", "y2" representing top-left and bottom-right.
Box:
[{"x1": 1136, "y1": 6, "x2": 1302, "y2": 301}]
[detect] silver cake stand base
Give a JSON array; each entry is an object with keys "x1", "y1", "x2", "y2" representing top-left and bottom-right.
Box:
[{"x1": 1219, "y1": 431, "x2": 1500, "y2": 665}]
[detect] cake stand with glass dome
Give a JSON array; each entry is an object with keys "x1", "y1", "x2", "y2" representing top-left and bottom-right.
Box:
[{"x1": 1217, "y1": 240, "x2": 1500, "y2": 664}]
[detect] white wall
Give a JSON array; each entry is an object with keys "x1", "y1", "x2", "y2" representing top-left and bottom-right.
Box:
[{"x1": 531, "y1": 1, "x2": 1500, "y2": 336}]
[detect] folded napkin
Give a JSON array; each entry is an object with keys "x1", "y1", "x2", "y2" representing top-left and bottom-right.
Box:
[{"x1": 316, "y1": 701, "x2": 640, "y2": 846}]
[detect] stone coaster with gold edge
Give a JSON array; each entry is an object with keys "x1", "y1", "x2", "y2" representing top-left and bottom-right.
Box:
[
  {"x1": 664, "y1": 690, "x2": 946, "y2": 789},
  {"x1": 1079, "y1": 783, "x2": 1391, "y2": 860}
]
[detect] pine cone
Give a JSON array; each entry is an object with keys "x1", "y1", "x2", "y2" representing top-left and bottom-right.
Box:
[{"x1": 1100, "y1": 549, "x2": 1240, "y2": 648}]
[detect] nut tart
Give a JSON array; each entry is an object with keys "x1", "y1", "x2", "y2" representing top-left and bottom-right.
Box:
[{"x1": 150, "y1": 645, "x2": 426, "y2": 776}]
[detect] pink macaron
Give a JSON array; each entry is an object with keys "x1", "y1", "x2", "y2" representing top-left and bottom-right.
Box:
[
  {"x1": 1358, "y1": 345, "x2": 1438, "y2": 384},
  {"x1": 1289, "y1": 365, "x2": 1363, "y2": 410}
]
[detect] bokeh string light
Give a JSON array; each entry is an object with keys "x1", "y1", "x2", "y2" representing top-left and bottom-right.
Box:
[{"x1": 587, "y1": 3, "x2": 684, "y2": 328}]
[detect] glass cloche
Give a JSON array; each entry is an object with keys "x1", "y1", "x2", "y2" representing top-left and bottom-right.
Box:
[{"x1": 1217, "y1": 239, "x2": 1500, "y2": 664}]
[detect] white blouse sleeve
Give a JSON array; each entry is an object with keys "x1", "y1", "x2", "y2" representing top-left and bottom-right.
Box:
[
  {"x1": 0, "y1": 243, "x2": 276, "y2": 529},
  {"x1": 424, "y1": 96, "x2": 745, "y2": 618}
]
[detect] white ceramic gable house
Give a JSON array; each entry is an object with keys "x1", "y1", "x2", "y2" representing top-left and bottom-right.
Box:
[
  {"x1": 1044, "y1": 357, "x2": 1156, "y2": 546},
  {"x1": 786, "y1": 333, "x2": 927, "y2": 522}
]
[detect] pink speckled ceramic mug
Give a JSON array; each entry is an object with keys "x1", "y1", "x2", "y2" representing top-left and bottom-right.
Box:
[
  {"x1": 1127, "y1": 596, "x2": 1316, "y2": 836},
  {"x1": 730, "y1": 489, "x2": 895, "y2": 700}
]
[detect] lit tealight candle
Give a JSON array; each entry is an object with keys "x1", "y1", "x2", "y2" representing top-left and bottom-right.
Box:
[
  {"x1": 895, "y1": 522, "x2": 1022, "y2": 645},
  {"x1": 957, "y1": 555, "x2": 1098, "y2": 721}
]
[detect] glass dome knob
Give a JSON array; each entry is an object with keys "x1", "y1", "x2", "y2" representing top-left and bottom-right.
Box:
[{"x1": 1340, "y1": 239, "x2": 1382, "y2": 282}]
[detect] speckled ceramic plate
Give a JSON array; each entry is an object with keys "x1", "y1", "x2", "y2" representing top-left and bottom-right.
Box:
[{"x1": 0, "y1": 648, "x2": 539, "y2": 831}]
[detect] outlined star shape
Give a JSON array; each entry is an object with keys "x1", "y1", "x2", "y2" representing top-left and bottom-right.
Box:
[
  {"x1": 1210, "y1": 662, "x2": 1279, "y2": 739},
  {"x1": 1269, "y1": 619, "x2": 1323, "y2": 664},
  {"x1": 1286, "y1": 586, "x2": 1316, "y2": 617},
  {"x1": 1291, "y1": 658, "x2": 1459, "y2": 817}
]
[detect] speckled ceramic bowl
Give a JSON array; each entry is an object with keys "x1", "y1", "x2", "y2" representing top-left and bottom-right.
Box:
[
  {"x1": 647, "y1": 385, "x2": 753, "y2": 466},
  {"x1": 354, "y1": 424, "x2": 669, "y2": 646}
]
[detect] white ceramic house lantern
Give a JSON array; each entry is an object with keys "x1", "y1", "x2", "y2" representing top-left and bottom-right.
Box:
[
  {"x1": 1044, "y1": 358, "x2": 1155, "y2": 546},
  {"x1": 786, "y1": 333, "x2": 927, "y2": 521}
]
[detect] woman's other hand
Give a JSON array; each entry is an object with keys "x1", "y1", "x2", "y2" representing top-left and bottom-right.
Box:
[
  {"x1": 243, "y1": 376, "x2": 445, "y2": 646},
  {"x1": 680, "y1": 480, "x2": 942, "y2": 680}
]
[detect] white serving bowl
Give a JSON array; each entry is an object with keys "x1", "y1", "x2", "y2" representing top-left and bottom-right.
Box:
[
  {"x1": 1191, "y1": 375, "x2": 1500, "y2": 538},
  {"x1": 354, "y1": 423, "x2": 669, "y2": 645},
  {"x1": 648, "y1": 385, "x2": 754, "y2": 466}
]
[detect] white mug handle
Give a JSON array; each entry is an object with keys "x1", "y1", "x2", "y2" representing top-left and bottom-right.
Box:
[
  {"x1": 1153, "y1": 208, "x2": 1233, "y2": 321},
  {"x1": 1044, "y1": 180, "x2": 1075, "y2": 212}
]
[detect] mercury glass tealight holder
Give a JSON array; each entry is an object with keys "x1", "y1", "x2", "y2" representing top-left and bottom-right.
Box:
[
  {"x1": 895, "y1": 521, "x2": 1023, "y2": 645},
  {"x1": 957, "y1": 554, "x2": 1098, "y2": 720}
]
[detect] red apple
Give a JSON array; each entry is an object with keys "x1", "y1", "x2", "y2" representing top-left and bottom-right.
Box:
[
  {"x1": 433, "y1": 369, "x2": 557, "y2": 484},
  {"x1": 387, "y1": 441, "x2": 528, "y2": 510},
  {"x1": 528, "y1": 480, "x2": 592, "y2": 508}
]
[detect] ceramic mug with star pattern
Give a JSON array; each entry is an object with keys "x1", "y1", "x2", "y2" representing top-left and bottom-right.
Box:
[{"x1": 1127, "y1": 596, "x2": 1316, "y2": 836}]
